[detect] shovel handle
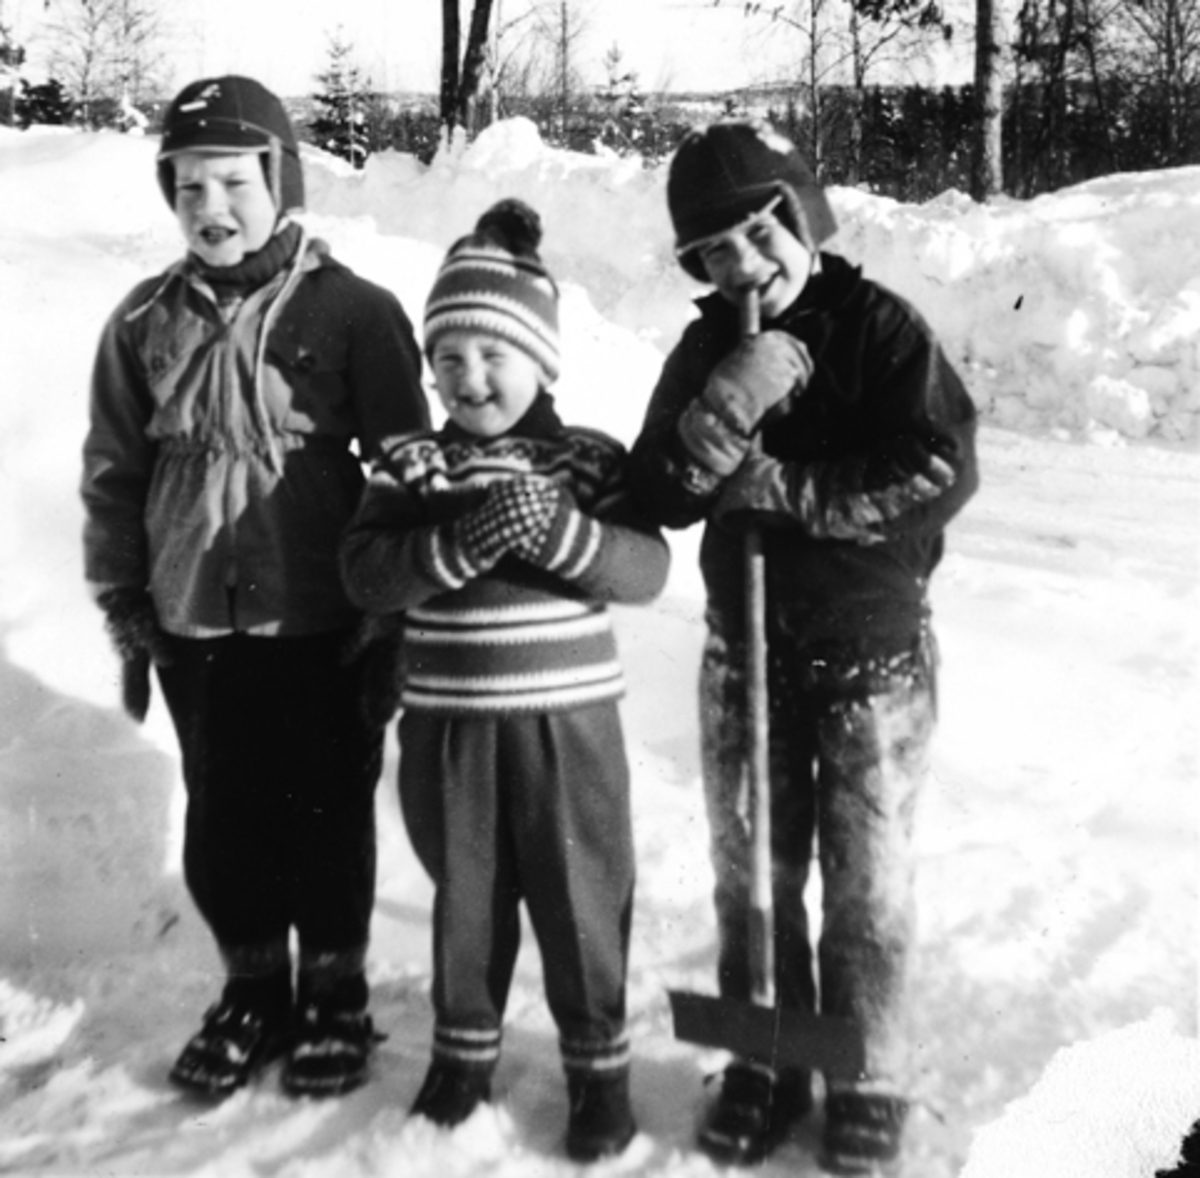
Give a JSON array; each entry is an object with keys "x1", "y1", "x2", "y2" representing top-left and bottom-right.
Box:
[
  {"x1": 745, "y1": 530, "x2": 773, "y2": 1006},
  {"x1": 737, "y1": 285, "x2": 774, "y2": 1007},
  {"x1": 740, "y1": 286, "x2": 761, "y2": 339}
]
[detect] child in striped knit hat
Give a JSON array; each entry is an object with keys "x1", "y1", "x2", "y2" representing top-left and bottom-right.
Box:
[{"x1": 339, "y1": 199, "x2": 669, "y2": 1161}]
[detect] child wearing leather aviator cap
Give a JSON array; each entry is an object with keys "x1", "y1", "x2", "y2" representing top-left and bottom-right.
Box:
[
  {"x1": 630, "y1": 119, "x2": 980, "y2": 1175},
  {"x1": 81, "y1": 74, "x2": 429, "y2": 1100}
]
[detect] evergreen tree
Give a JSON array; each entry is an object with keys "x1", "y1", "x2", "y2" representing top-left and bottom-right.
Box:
[
  {"x1": 597, "y1": 42, "x2": 647, "y2": 156},
  {"x1": 15, "y1": 78, "x2": 75, "y2": 128},
  {"x1": 310, "y1": 31, "x2": 383, "y2": 169},
  {"x1": 1, "y1": 21, "x2": 26, "y2": 126}
]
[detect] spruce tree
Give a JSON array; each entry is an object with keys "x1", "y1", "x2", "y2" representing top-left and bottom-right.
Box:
[
  {"x1": 15, "y1": 78, "x2": 75, "y2": 128},
  {"x1": 310, "y1": 32, "x2": 383, "y2": 169}
]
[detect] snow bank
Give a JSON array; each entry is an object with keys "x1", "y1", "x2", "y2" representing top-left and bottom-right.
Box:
[
  {"x1": 961, "y1": 1014, "x2": 1200, "y2": 1177},
  {"x1": 303, "y1": 120, "x2": 1200, "y2": 444}
]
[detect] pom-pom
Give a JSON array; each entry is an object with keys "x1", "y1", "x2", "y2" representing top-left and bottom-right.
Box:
[{"x1": 474, "y1": 198, "x2": 543, "y2": 259}]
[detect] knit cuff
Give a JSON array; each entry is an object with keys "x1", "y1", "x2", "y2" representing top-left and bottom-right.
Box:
[
  {"x1": 529, "y1": 500, "x2": 603, "y2": 580},
  {"x1": 418, "y1": 523, "x2": 490, "y2": 590}
]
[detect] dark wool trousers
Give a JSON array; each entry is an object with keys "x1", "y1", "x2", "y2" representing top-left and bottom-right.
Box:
[
  {"x1": 699, "y1": 619, "x2": 937, "y2": 1091},
  {"x1": 398, "y1": 703, "x2": 634, "y2": 1074},
  {"x1": 157, "y1": 632, "x2": 382, "y2": 964}
]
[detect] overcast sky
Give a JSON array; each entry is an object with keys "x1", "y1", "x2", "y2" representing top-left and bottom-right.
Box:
[
  {"x1": 10, "y1": 0, "x2": 972, "y2": 99},
  {"x1": 175, "y1": 0, "x2": 776, "y2": 96}
]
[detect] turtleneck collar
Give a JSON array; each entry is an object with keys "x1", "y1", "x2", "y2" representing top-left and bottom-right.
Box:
[{"x1": 191, "y1": 219, "x2": 304, "y2": 296}]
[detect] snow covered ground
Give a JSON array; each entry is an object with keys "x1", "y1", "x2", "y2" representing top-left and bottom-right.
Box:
[{"x1": 0, "y1": 120, "x2": 1196, "y2": 1177}]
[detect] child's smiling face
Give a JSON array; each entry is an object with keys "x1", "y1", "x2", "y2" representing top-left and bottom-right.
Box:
[
  {"x1": 696, "y1": 204, "x2": 814, "y2": 320},
  {"x1": 431, "y1": 330, "x2": 543, "y2": 437},
  {"x1": 172, "y1": 150, "x2": 277, "y2": 268}
]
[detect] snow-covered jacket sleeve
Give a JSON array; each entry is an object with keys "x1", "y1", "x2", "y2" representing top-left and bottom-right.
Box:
[
  {"x1": 80, "y1": 293, "x2": 158, "y2": 594},
  {"x1": 718, "y1": 312, "x2": 979, "y2": 544},
  {"x1": 631, "y1": 280, "x2": 979, "y2": 546}
]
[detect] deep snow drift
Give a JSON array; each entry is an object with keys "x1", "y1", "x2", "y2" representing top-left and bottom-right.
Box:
[{"x1": 0, "y1": 121, "x2": 1196, "y2": 1177}]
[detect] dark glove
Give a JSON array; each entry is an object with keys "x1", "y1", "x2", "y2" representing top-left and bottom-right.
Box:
[
  {"x1": 702, "y1": 331, "x2": 813, "y2": 434},
  {"x1": 121, "y1": 651, "x2": 152, "y2": 725},
  {"x1": 677, "y1": 332, "x2": 813, "y2": 476},
  {"x1": 96, "y1": 587, "x2": 173, "y2": 722},
  {"x1": 677, "y1": 399, "x2": 753, "y2": 476},
  {"x1": 343, "y1": 614, "x2": 405, "y2": 729}
]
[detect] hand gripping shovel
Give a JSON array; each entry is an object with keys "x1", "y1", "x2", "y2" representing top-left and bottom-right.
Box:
[{"x1": 667, "y1": 287, "x2": 866, "y2": 1080}]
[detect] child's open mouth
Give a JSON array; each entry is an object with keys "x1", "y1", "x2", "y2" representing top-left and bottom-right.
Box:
[{"x1": 199, "y1": 226, "x2": 236, "y2": 245}]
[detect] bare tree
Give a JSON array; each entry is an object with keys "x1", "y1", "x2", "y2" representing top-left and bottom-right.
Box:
[
  {"x1": 726, "y1": 0, "x2": 950, "y2": 180},
  {"x1": 479, "y1": 0, "x2": 540, "y2": 123},
  {"x1": 524, "y1": 0, "x2": 592, "y2": 140},
  {"x1": 972, "y1": 0, "x2": 1005, "y2": 197},
  {"x1": 440, "y1": 0, "x2": 496, "y2": 134},
  {"x1": 1113, "y1": 0, "x2": 1200, "y2": 160},
  {"x1": 732, "y1": 0, "x2": 848, "y2": 173},
  {"x1": 44, "y1": 0, "x2": 164, "y2": 126}
]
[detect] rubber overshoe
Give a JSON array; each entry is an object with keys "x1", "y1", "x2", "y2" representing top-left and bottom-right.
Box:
[
  {"x1": 409, "y1": 1059, "x2": 494, "y2": 1127},
  {"x1": 697, "y1": 1061, "x2": 812, "y2": 1165},
  {"x1": 565, "y1": 1069, "x2": 637, "y2": 1162},
  {"x1": 819, "y1": 1090, "x2": 908, "y2": 1176}
]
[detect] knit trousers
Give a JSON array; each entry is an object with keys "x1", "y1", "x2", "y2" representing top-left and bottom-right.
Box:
[
  {"x1": 699, "y1": 619, "x2": 936, "y2": 1091},
  {"x1": 157, "y1": 632, "x2": 382, "y2": 973},
  {"x1": 398, "y1": 703, "x2": 634, "y2": 1077}
]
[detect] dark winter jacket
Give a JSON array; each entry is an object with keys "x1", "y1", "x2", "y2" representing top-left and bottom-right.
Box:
[
  {"x1": 81, "y1": 230, "x2": 429, "y2": 637},
  {"x1": 340, "y1": 393, "x2": 670, "y2": 714},
  {"x1": 630, "y1": 253, "x2": 979, "y2": 653}
]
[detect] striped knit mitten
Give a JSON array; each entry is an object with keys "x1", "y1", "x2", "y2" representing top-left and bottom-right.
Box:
[
  {"x1": 444, "y1": 478, "x2": 552, "y2": 576},
  {"x1": 507, "y1": 478, "x2": 603, "y2": 579}
]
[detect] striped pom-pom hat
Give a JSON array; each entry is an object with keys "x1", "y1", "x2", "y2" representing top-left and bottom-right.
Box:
[{"x1": 424, "y1": 199, "x2": 561, "y2": 382}]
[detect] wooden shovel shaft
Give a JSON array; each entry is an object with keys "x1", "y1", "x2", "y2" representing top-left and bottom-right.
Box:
[
  {"x1": 745, "y1": 529, "x2": 773, "y2": 1006},
  {"x1": 739, "y1": 286, "x2": 774, "y2": 1007},
  {"x1": 668, "y1": 283, "x2": 866, "y2": 1078}
]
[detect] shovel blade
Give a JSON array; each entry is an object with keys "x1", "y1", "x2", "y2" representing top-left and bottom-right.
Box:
[{"x1": 669, "y1": 990, "x2": 866, "y2": 1079}]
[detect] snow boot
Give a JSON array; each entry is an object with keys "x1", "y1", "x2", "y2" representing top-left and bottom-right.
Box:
[
  {"x1": 169, "y1": 974, "x2": 291, "y2": 1097},
  {"x1": 819, "y1": 1090, "x2": 908, "y2": 1176},
  {"x1": 565, "y1": 1068, "x2": 637, "y2": 1162},
  {"x1": 697, "y1": 1060, "x2": 812, "y2": 1165},
  {"x1": 409, "y1": 1058, "x2": 495, "y2": 1127},
  {"x1": 282, "y1": 973, "x2": 379, "y2": 1098}
]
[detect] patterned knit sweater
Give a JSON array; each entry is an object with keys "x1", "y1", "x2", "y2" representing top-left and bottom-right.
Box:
[{"x1": 339, "y1": 394, "x2": 670, "y2": 715}]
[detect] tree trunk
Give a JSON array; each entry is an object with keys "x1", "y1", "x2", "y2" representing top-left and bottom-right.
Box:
[
  {"x1": 973, "y1": 0, "x2": 1005, "y2": 199},
  {"x1": 459, "y1": 0, "x2": 495, "y2": 129},
  {"x1": 441, "y1": 0, "x2": 461, "y2": 130},
  {"x1": 848, "y1": 7, "x2": 865, "y2": 187}
]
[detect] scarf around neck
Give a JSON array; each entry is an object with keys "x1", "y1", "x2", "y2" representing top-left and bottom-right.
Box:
[{"x1": 192, "y1": 219, "x2": 303, "y2": 296}]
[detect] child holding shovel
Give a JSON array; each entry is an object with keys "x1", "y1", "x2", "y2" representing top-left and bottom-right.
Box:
[{"x1": 629, "y1": 120, "x2": 979, "y2": 1175}]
